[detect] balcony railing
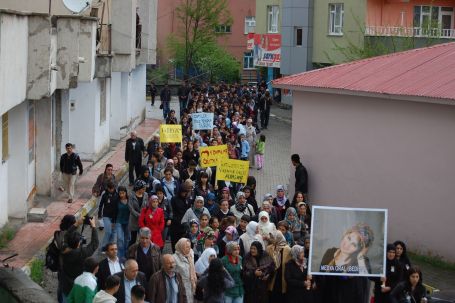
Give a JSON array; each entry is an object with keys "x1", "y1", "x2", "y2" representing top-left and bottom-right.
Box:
[{"x1": 365, "y1": 26, "x2": 455, "y2": 39}]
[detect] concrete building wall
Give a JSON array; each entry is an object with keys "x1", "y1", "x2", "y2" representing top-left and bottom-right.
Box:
[
  {"x1": 7, "y1": 101, "x2": 29, "y2": 218},
  {"x1": 291, "y1": 91, "x2": 455, "y2": 261},
  {"x1": 0, "y1": 13, "x2": 28, "y2": 116},
  {"x1": 0, "y1": 116, "x2": 8, "y2": 226},
  {"x1": 312, "y1": 0, "x2": 366, "y2": 65},
  {"x1": 281, "y1": 0, "x2": 313, "y2": 76},
  {"x1": 68, "y1": 79, "x2": 110, "y2": 161},
  {"x1": 130, "y1": 65, "x2": 146, "y2": 128},
  {"x1": 0, "y1": 0, "x2": 75, "y2": 15},
  {"x1": 78, "y1": 19, "x2": 97, "y2": 82},
  {"x1": 109, "y1": 72, "x2": 124, "y2": 140},
  {"x1": 56, "y1": 18, "x2": 80, "y2": 89}
]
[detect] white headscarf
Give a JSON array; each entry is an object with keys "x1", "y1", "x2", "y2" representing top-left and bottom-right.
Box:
[
  {"x1": 195, "y1": 247, "x2": 217, "y2": 275},
  {"x1": 257, "y1": 211, "x2": 276, "y2": 237},
  {"x1": 240, "y1": 221, "x2": 264, "y2": 254}
]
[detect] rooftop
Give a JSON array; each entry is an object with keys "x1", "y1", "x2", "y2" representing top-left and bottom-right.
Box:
[{"x1": 273, "y1": 42, "x2": 455, "y2": 103}]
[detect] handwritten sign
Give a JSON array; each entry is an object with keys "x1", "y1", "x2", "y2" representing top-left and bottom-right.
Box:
[
  {"x1": 217, "y1": 159, "x2": 249, "y2": 184},
  {"x1": 160, "y1": 124, "x2": 182, "y2": 143},
  {"x1": 199, "y1": 145, "x2": 228, "y2": 168},
  {"x1": 192, "y1": 113, "x2": 214, "y2": 130}
]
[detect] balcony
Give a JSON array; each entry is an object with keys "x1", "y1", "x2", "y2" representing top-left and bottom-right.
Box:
[{"x1": 366, "y1": 25, "x2": 455, "y2": 39}]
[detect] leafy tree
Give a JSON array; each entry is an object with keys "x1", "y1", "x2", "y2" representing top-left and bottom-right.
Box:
[
  {"x1": 168, "y1": 0, "x2": 233, "y2": 78},
  {"x1": 194, "y1": 41, "x2": 240, "y2": 82}
]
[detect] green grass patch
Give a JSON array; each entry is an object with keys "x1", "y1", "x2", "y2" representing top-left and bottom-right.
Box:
[
  {"x1": 0, "y1": 225, "x2": 16, "y2": 249},
  {"x1": 409, "y1": 251, "x2": 455, "y2": 272},
  {"x1": 30, "y1": 258, "x2": 45, "y2": 285}
]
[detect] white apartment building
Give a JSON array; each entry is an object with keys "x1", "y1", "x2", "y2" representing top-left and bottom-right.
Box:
[{"x1": 0, "y1": 0, "x2": 157, "y2": 226}]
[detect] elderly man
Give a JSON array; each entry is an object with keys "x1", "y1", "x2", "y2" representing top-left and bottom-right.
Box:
[
  {"x1": 97, "y1": 242, "x2": 123, "y2": 290},
  {"x1": 125, "y1": 131, "x2": 146, "y2": 186},
  {"x1": 148, "y1": 254, "x2": 187, "y2": 303},
  {"x1": 127, "y1": 227, "x2": 161, "y2": 281},
  {"x1": 114, "y1": 259, "x2": 148, "y2": 303},
  {"x1": 245, "y1": 118, "x2": 257, "y2": 167}
]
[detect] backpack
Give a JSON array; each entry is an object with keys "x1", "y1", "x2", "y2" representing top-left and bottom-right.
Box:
[{"x1": 45, "y1": 230, "x2": 64, "y2": 272}]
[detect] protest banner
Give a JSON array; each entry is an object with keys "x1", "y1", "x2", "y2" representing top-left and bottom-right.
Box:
[
  {"x1": 192, "y1": 112, "x2": 214, "y2": 130},
  {"x1": 309, "y1": 206, "x2": 387, "y2": 277},
  {"x1": 199, "y1": 145, "x2": 228, "y2": 168},
  {"x1": 160, "y1": 124, "x2": 182, "y2": 143},
  {"x1": 217, "y1": 159, "x2": 249, "y2": 184}
]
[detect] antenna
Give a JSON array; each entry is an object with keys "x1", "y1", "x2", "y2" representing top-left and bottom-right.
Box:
[{"x1": 62, "y1": 0, "x2": 93, "y2": 14}]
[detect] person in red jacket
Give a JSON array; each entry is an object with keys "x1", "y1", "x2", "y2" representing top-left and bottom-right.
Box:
[{"x1": 139, "y1": 195, "x2": 165, "y2": 249}]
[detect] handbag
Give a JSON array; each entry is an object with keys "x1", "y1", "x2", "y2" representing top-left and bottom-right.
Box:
[{"x1": 159, "y1": 103, "x2": 163, "y2": 109}]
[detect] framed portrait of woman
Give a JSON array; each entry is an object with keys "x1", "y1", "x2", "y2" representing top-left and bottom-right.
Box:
[{"x1": 309, "y1": 206, "x2": 387, "y2": 277}]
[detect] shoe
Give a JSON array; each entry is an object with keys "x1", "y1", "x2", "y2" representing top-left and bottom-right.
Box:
[{"x1": 67, "y1": 199, "x2": 73, "y2": 203}]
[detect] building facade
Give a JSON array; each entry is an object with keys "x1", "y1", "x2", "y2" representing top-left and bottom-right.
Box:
[{"x1": 0, "y1": 0, "x2": 157, "y2": 227}]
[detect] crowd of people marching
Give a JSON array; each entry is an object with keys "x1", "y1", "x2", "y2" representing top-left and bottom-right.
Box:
[{"x1": 53, "y1": 81, "x2": 428, "y2": 303}]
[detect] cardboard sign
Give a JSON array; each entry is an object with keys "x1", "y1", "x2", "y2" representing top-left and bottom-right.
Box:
[
  {"x1": 309, "y1": 206, "x2": 388, "y2": 278},
  {"x1": 160, "y1": 124, "x2": 182, "y2": 143},
  {"x1": 192, "y1": 113, "x2": 214, "y2": 130},
  {"x1": 199, "y1": 145, "x2": 228, "y2": 168},
  {"x1": 217, "y1": 159, "x2": 249, "y2": 184}
]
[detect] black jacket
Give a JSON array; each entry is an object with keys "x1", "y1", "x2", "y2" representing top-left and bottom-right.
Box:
[
  {"x1": 125, "y1": 137, "x2": 145, "y2": 163},
  {"x1": 98, "y1": 190, "x2": 119, "y2": 220},
  {"x1": 295, "y1": 163, "x2": 308, "y2": 194},
  {"x1": 114, "y1": 271, "x2": 149, "y2": 303},
  {"x1": 160, "y1": 87, "x2": 171, "y2": 102},
  {"x1": 60, "y1": 227, "x2": 99, "y2": 295},
  {"x1": 96, "y1": 258, "x2": 124, "y2": 290},
  {"x1": 285, "y1": 260, "x2": 313, "y2": 303},
  {"x1": 390, "y1": 281, "x2": 426, "y2": 303},
  {"x1": 60, "y1": 152, "x2": 83, "y2": 175}
]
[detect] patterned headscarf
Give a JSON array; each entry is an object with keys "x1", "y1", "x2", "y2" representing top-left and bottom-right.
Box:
[{"x1": 284, "y1": 207, "x2": 301, "y2": 232}]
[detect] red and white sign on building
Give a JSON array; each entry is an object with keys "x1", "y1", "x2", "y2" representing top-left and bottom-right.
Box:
[{"x1": 248, "y1": 34, "x2": 281, "y2": 68}]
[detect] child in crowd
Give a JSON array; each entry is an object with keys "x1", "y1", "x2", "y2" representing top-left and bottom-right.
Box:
[
  {"x1": 277, "y1": 220, "x2": 294, "y2": 247},
  {"x1": 255, "y1": 134, "x2": 266, "y2": 170}
]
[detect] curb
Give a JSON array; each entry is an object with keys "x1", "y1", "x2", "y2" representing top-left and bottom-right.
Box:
[{"x1": 21, "y1": 127, "x2": 160, "y2": 276}]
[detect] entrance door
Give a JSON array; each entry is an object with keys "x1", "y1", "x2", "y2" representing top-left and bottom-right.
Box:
[{"x1": 440, "y1": 8, "x2": 454, "y2": 37}]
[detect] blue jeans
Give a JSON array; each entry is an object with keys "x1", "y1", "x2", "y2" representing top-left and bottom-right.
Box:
[
  {"x1": 116, "y1": 223, "x2": 129, "y2": 259},
  {"x1": 163, "y1": 102, "x2": 170, "y2": 119},
  {"x1": 101, "y1": 217, "x2": 116, "y2": 250},
  {"x1": 224, "y1": 295, "x2": 243, "y2": 303}
]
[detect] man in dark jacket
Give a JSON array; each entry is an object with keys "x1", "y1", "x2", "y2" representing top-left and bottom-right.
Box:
[
  {"x1": 149, "y1": 81, "x2": 157, "y2": 106},
  {"x1": 148, "y1": 254, "x2": 187, "y2": 303},
  {"x1": 160, "y1": 84, "x2": 172, "y2": 119},
  {"x1": 60, "y1": 143, "x2": 83, "y2": 203},
  {"x1": 125, "y1": 131, "x2": 145, "y2": 186},
  {"x1": 96, "y1": 242, "x2": 123, "y2": 290},
  {"x1": 60, "y1": 217, "x2": 99, "y2": 299},
  {"x1": 114, "y1": 259, "x2": 149, "y2": 303},
  {"x1": 258, "y1": 89, "x2": 273, "y2": 129},
  {"x1": 291, "y1": 154, "x2": 308, "y2": 196},
  {"x1": 127, "y1": 227, "x2": 161, "y2": 281},
  {"x1": 177, "y1": 81, "x2": 190, "y2": 115}
]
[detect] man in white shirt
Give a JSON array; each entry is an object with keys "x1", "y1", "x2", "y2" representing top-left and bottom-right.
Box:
[{"x1": 97, "y1": 243, "x2": 124, "y2": 290}]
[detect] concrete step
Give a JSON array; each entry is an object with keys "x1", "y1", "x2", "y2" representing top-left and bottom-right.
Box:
[{"x1": 27, "y1": 208, "x2": 47, "y2": 223}]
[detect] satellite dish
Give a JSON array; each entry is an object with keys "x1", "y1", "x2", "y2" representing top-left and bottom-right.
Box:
[{"x1": 63, "y1": 0, "x2": 93, "y2": 14}]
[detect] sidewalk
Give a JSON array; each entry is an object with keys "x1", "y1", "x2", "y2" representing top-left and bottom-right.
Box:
[{"x1": 0, "y1": 118, "x2": 160, "y2": 271}]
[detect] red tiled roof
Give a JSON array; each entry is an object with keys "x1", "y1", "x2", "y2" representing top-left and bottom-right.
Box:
[{"x1": 273, "y1": 42, "x2": 455, "y2": 101}]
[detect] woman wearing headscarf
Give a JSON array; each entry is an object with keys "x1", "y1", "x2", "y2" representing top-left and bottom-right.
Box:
[
  {"x1": 195, "y1": 247, "x2": 217, "y2": 276},
  {"x1": 272, "y1": 185, "x2": 290, "y2": 221},
  {"x1": 174, "y1": 238, "x2": 197, "y2": 303},
  {"x1": 266, "y1": 230, "x2": 292, "y2": 301},
  {"x1": 218, "y1": 225, "x2": 239, "y2": 258},
  {"x1": 260, "y1": 198, "x2": 278, "y2": 224},
  {"x1": 239, "y1": 221, "x2": 264, "y2": 257},
  {"x1": 372, "y1": 244, "x2": 402, "y2": 303},
  {"x1": 128, "y1": 180, "x2": 148, "y2": 247},
  {"x1": 221, "y1": 241, "x2": 244, "y2": 303},
  {"x1": 138, "y1": 195, "x2": 165, "y2": 249},
  {"x1": 257, "y1": 211, "x2": 276, "y2": 246},
  {"x1": 137, "y1": 164, "x2": 156, "y2": 195},
  {"x1": 243, "y1": 241, "x2": 275, "y2": 303},
  {"x1": 197, "y1": 258, "x2": 235, "y2": 303},
  {"x1": 181, "y1": 196, "x2": 211, "y2": 231},
  {"x1": 230, "y1": 191, "x2": 255, "y2": 222},
  {"x1": 170, "y1": 187, "x2": 192, "y2": 252},
  {"x1": 284, "y1": 207, "x2": 302, "y2": 243},
  {"x1": 285, "y1": 245, "x2": 314, "y2": 303},
  {"x1": 393, "y1": 240, "x2": 412, "y2": 280}
]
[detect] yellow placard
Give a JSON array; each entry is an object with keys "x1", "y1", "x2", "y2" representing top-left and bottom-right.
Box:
[
  {"x1": 199, "y1": 145, "x2": 228, "y2": 168},
  {"x1": 217, "y1": 158, "x2": 249, "y2": 184},
  {"x1": 160, "y1": 124, "x2": 182, "y2": 143}
]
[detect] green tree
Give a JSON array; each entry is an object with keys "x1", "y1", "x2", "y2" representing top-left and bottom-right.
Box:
[
  {"x1": 195, "y1": 41, "x2": 240, "y2": 82},
  {"x1": 168, "y1": 0, "x2": 232, "y2": 78}
]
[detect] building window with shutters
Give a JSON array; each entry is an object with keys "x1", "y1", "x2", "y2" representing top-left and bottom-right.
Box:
[
  {"x1": 329, "y1": 3, "x2": 344, "y2": 35},
  {"x1": 2, "y1": 113, "x2": 8, "y2": 162}
]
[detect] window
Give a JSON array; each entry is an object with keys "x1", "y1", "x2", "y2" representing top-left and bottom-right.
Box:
[
  {"x1": 215, "y1": 24, "x2": 231, "y2": 33},
  {"x1": 267, "y1": 5, "x2": 279, "y2": 33},
  {"x1": 414, "y1": 6, "x2": 454, "y2": 37},
  {"x1": 100, "y1": 78, "x2": 106, "y2": 124},
  {"x1": 329, "y1": 3, "x2": 344, "y2": 35},
  {"x1": 245, "y1": 16, "x2": 256, "y2": 34},
  {"x1": 295, "y1": 27, "x2": 303, "y2": 46},
  {"x1": 243, "y1": 51, "x2": 254, "y2": 69},
  {"x1": 1, "y1": 113, "x2": 8, "y2": 162}
]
